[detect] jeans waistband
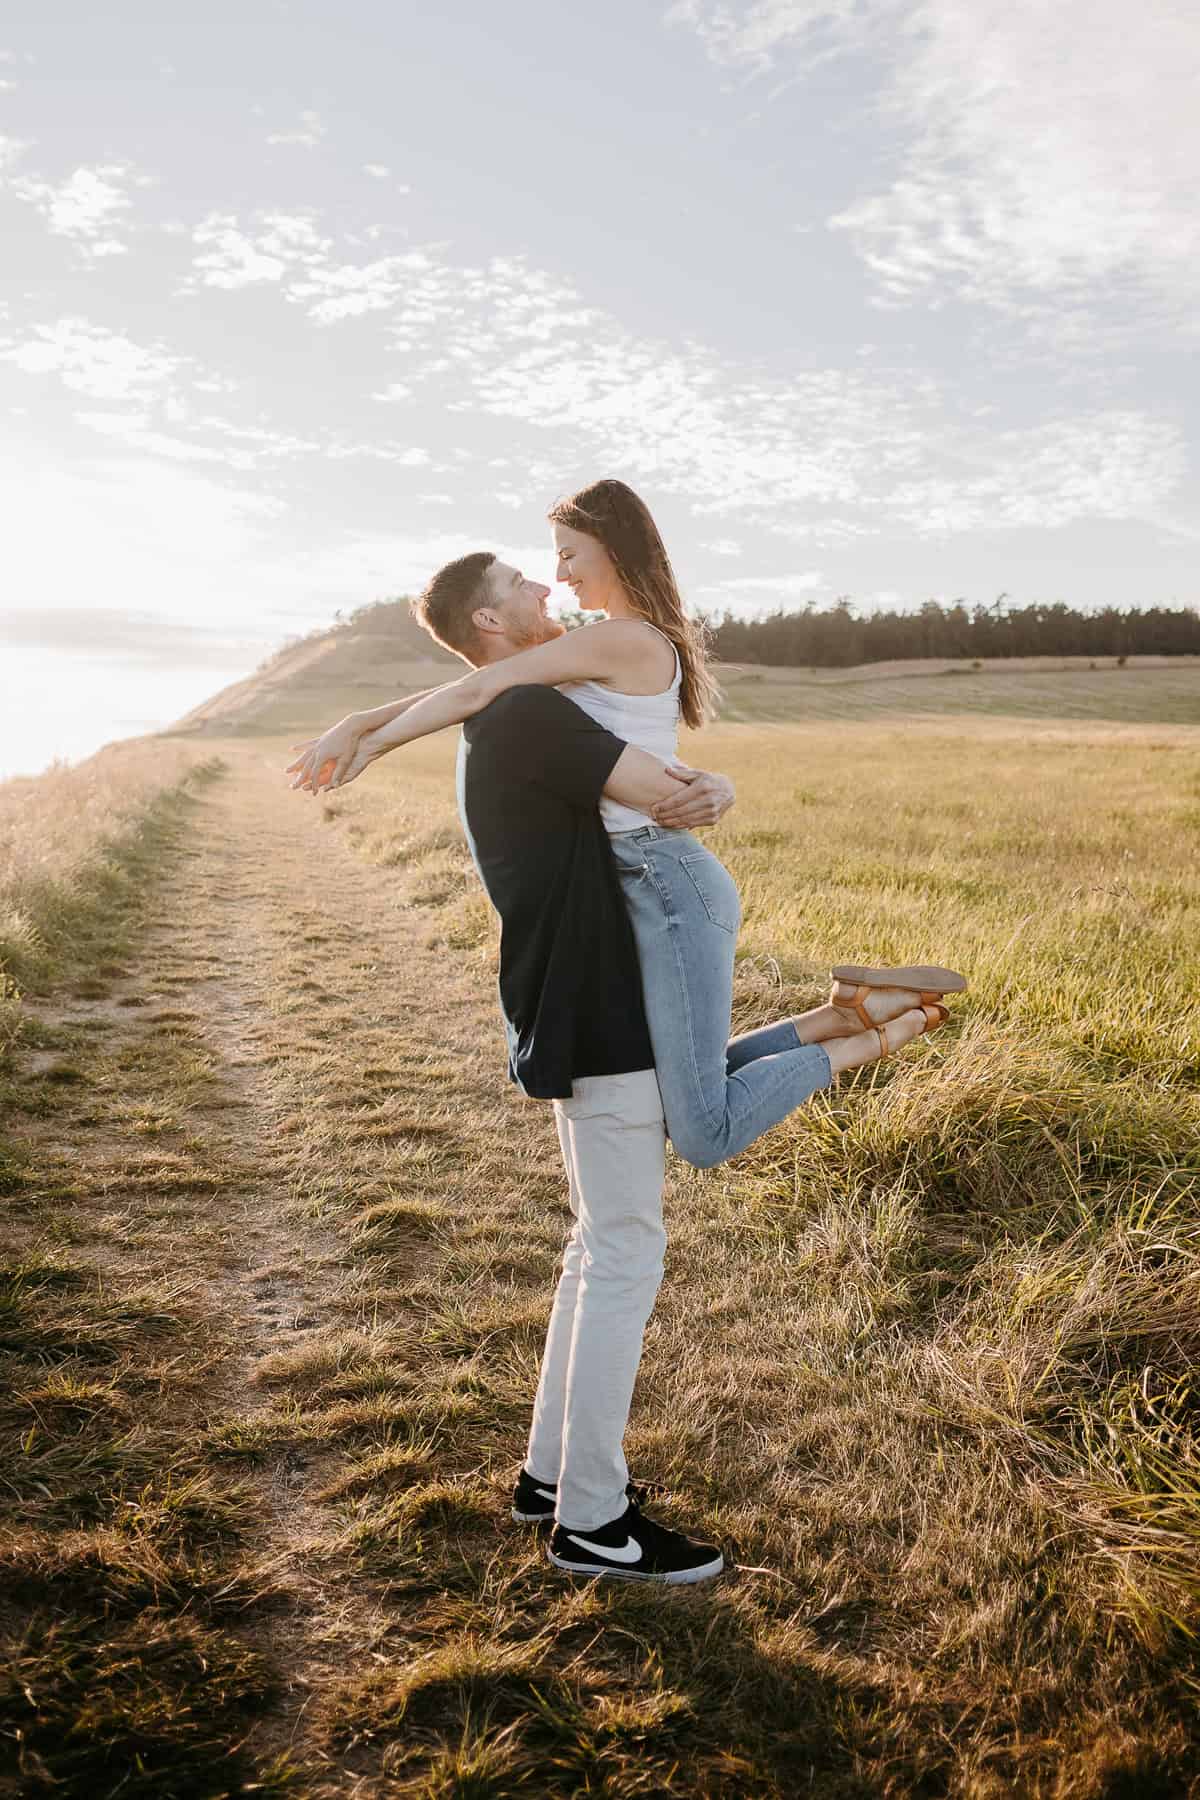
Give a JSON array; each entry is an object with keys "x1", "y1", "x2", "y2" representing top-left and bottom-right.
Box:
[{"x1": 619, "y1": 825, "x2": 692, "y2": 846}]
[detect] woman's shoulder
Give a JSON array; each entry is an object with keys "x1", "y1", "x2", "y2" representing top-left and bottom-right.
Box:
[
  {"x1": 584, "y1": 617, "x2": 676, "y2": 684},
  {"x1": 578, "y1": 616, "x2": 655, "y2": 645}
]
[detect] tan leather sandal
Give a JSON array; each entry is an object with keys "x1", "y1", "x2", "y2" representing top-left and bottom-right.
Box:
[
  {"x1": 831, "y1": 964, "x2": 966, "y2": 1030},
  {"x1": 875, "y1": 1002, "x2": 947, "y2": 1059}
]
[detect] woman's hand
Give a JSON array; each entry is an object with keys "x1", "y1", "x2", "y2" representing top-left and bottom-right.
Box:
[
  {"x1": 285, "y1": 717, "x2": 364, "y2": 793},
  {"x1": 324, "y1": 728, "x2": 389, "y2": 790},
  {"x1": 650, "y1": 765, "x2": 735, "y2": 830}
]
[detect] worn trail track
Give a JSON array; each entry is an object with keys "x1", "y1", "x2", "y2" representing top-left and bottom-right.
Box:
[
  {"x1": 8, "y1": 737, "x2": 1200, "y2": 1798},
  {"x1": 7, "y1": 748, "x2": 574, "y2": 1793}
]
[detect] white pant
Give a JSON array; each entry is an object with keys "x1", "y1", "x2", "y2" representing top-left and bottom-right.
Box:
[{"x1": 525, "y1": 1069, "x2": 667, "y2": 1531}]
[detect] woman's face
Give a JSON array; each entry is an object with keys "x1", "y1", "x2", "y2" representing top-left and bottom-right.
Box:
[{"x1": 552, "y1": 522, "x2": 622, "y2": 612}]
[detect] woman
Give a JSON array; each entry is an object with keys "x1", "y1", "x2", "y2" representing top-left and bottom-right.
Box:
[{"x1": 287, "y1": 479, "x2": 964, "y2": 1167}]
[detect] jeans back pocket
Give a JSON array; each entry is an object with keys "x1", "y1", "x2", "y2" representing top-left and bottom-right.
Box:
[{"x1": 679, "y1": 852, "x2": 741, "y2": 934}]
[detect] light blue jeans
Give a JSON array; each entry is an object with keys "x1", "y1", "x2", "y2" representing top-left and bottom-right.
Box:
[{"x1": 609, "y1": 826, "x2": 832, "y2": 1168}]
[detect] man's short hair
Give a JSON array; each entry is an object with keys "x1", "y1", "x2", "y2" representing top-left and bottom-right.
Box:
[{"x1": 410, "y1": 551, "x2": 496, "y2": 658}]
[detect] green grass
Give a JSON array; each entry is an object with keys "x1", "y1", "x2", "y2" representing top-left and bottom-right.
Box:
[
  {"x1": 240, "y1": 712, "x2": 1200, "y2": 1795},
  {"x1": 0, "y1": 755, "x2": 313, "y2": 1798},
  {"x1": 717, "y1": 659, "x2": 1200, "y2": 723},
  {"x1": 0, "y1": 1247, "x2": 301, "y2": 1797},
  {"x1": 4, "y1": 707, "x2": 1199, "y2": 1795},
  {"x1": 0, "y1": 757, "x2": 225, "y2": 1030}
]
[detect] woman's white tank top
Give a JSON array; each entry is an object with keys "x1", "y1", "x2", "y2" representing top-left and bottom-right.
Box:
[{"x1": 559, "y1": 624, "x2": 682, "y2": 834}]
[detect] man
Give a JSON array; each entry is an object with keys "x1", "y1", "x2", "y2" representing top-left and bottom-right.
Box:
[{"x1": 303, "y1": 553, "x2": 732, "y2": 1583}]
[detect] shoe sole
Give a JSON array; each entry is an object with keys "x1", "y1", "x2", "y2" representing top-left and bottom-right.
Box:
[
  {"x1": 511, "y1": 1506, "x2": 554, "y2": 1523},
  {"x1": 831, "y1": 963, "x2": 967, "y2": 993},
  {"x1": 547, "y1": 1548, "x2": 725, "y2": 1584}
]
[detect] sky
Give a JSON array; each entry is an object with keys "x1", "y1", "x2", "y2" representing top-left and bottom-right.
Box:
[{"x1": 1, "y1": 0, "x2": 1197, "y2": 777}]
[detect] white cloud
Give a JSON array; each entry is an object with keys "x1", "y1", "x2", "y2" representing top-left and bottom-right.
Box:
[
  {"x1": 718, "y1": 571, "x2": 823, "y2": 593},
  {"x1": 192, "y1": 215, "x2": 287, "y2": 288},
  {"x1": 1, "y1": 319, "x2": 180, "y2": 399},
  {"x1": 363, "y1": 163, "x2": 390, "y2": 178},
  {"x1": 9, "y1": 160, "x2": 150, "y2": 259},
  {"x1": 188, "y1": 211, "x2": 431, "y2": 320},
  {"x1": 666, "y1": 0, "x2": 865, "y2": 72},
  {"x1": 395, "y1": 257, "x2": 929, "y2": 523},
  {"x1": 673, "y1": 0, "x2": 1200, "y2": 336},
  {"x1": 323, "y1": 441, "x2": 431, "y2": 464},
  {"x1": 885, "y1": 412, "x2": 1187, "y2": 534},
  {"x1": 266, "y1": 109, "x2": 325, "y2": 148},
  {"x1": 7, "y1": 183, "x2": 1181, "y2": 565},
  {"x1": 289, "y1": 249, "x2": 434, "y2": 323},
  {"x1": 178, "y1": 208, "x2": 1187, "y2": 538}
]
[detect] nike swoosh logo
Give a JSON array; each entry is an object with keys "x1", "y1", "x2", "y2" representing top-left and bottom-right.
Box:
[
  {"x1": 535, "y1": 1487, "x2": 557, "y2": 1502},
  {"x1": 565, "y1": 1531, "x2": 642, "y2": 1564}
]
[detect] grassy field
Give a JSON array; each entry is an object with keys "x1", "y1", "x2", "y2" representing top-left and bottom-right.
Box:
[
  {"x1": 169, "y1": 607, "x2": 1200, "y2": 742},
  {"x1": 0, "y1": 740, "x2": 213, "y2": 1055},
  {"x1": 715, "y1": 657, "x2": 1200, "y2": 724},
  {"x1": 1, "y1": 696, "x2": 1198, "y2": 1796}
]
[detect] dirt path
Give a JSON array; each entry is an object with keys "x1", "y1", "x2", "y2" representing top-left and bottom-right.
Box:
[
  {"x1": 7, "y1": 746, "x2": 569, "y2": 1793},
  {"x1": 9, "y1": 742, "x2": 1200, "y2": 1799}
]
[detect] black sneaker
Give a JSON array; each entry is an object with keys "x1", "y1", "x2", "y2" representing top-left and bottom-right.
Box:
[
  {"x1": 511, "y1": 1468, "x2": 561, "y2": 1523},
  {"x1": 511, "y1": 1469, "x2": 649, "y2": 1525},
  {"x1": 547, "y1": 1493, "x2": 724, "y2": 1585}
]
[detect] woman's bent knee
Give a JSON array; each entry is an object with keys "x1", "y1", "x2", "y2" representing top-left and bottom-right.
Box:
[{"x1": 667, "y1": 1123, "x2": 728, "y2": 1171}]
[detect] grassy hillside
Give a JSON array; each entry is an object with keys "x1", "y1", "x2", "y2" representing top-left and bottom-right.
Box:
[
  {"x1": 173, "y1": 602, "x2": 457, "y2": 740},
  {"x1": 3, "y1": 711, "x2": 1198, "y2": 1794},
  {"x1": 717, "y1": 655, "x2": 1200, "y2": 724},
  {"x1": 170, "y1": 599, "x2": 1200, "y2": 738}
]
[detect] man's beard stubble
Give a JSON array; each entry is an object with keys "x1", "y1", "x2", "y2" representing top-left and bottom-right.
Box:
[{"x1": 512, "y1": 614, "x2": 566, "y2": 651}]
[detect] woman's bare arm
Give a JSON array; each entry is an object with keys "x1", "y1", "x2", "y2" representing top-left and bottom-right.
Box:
[
  {"x1": 320, "y1": 621, "x2": 663, "y2": 785},
  {"x1": 286, "y1": 684, "x2": 448, "y2": 790}
]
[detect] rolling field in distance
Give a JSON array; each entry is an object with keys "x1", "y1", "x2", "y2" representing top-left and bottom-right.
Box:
[
  {"x1": 168, "y1": 600, "x2": 1200, "y2": 740},
  {"x1": 1, "y1": 667, "x2": 1197, "y2": 1795}
]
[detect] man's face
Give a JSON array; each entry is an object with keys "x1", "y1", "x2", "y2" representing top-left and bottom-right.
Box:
[{"x1": 480, "y1": 561, "x2": 561, "y2": 652}]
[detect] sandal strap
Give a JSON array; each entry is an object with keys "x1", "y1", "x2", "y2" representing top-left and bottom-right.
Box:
[
  {"x1": 832, "y1": 980, "x2": 876, "y2": 1031},
  {"x1": 876, "y1": 1022, "x2": 891, "y2": 1059}
]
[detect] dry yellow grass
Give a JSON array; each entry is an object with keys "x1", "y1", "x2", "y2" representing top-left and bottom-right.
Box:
[
  {"x1": 0, "y1": 738, "x2": 207, "y2": 1038},
  {"x1": 1, "y1": 707, "x2": 1198, "y2": 1797},
  {"x1": 0, "y1": 737, "x2": 200, "y2": 892}
]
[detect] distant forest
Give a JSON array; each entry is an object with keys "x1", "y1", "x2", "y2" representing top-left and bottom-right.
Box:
[
  {"x1": 705, "y1": 599, "x2": 1200, "y2": 668},
  {"x1": 317, "y1": 594, "x2": 1200, "y2": 673}
]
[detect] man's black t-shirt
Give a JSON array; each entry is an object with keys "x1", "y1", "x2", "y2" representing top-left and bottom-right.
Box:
[{"x1": 455, "y1": 684, "x2": 654, "y2": 1101}]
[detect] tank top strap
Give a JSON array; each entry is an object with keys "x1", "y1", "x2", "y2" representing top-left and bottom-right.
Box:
[{"x1": 638, "y1": 620, "x2": 681, "y2": 686}]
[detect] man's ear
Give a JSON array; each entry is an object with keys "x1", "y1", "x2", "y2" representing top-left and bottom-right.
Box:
[{"x1": 472, "y1": 606, "x2": 505, "y2": 639}]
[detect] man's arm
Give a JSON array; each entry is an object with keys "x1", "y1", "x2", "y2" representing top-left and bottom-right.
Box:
[{"x1": 603, "y1": 747, "x2": 735, "y2": 830}]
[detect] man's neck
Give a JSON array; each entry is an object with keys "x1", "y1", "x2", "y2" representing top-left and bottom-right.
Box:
[
  {"x1": 474, "y1": 632, "x2": 546, "y2": 669},
  {"x1": 473, "y1": 642, "x2": 520, "y2": 669}
]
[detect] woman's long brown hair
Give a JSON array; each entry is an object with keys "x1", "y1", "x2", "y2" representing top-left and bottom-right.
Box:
[{"x1": 547, "y1": 478, "x2": 719, "y2": 730}]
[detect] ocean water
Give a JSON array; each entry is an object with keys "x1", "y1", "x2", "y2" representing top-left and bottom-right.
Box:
[{"x1": 0, "y1": 648, "x2": 253, "y2": 782}]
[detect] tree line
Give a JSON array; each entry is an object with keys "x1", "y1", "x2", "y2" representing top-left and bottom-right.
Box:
[
  {"x1": 266, "y1": 594, "x2": 1199, "y2": 676},
  {"x1": 705, "y1": 598, "x2": 1200, "y2": 667}
]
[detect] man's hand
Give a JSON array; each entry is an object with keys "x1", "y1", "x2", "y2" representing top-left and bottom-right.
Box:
[
  {"x1": 285, "y1": 717, "x2": 363, "y2": 793},
  {"x1": 650, "y1": 764, "x2": 735, "y2": 830}
]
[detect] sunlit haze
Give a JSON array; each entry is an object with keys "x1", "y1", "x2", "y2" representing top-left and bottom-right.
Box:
[{"x1": 2, "y1": 1, "x2": 1196, "y2": 777}]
